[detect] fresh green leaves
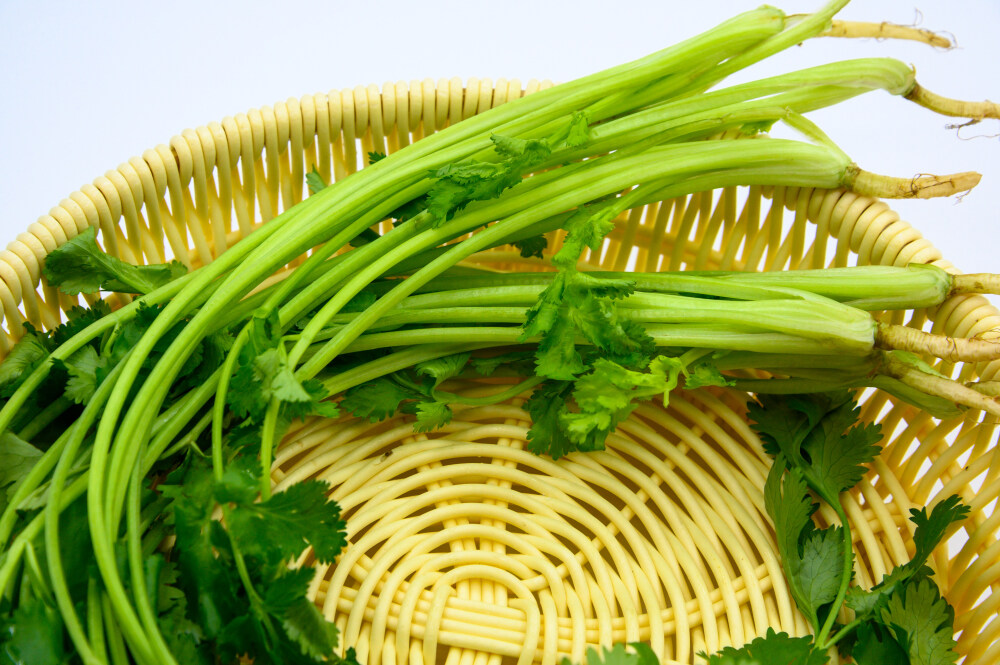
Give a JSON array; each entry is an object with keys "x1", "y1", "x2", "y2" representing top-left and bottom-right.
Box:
[
  {"x1": 0, "y1": 432, "x2": 43, "y2": 512},
  {"x1": 161, "y1": 453, "x2": 349, "y2": 664},
  {"x1": 701, "y1": 628, "x2": 827, "y2": 665},
  {"x1": 43, "y1": 226, "x2": 186, "y2": 295},
  {"x1": 228, "y1": 309, "x2": 338, "y2": 424},
  {"x1": 423, "y1": 134, "x2": 551, "y2": 226},
  {"x1": 880, "y1": 580, "x2": 958, "y2": 665},
  {"x1": 224, "y1": 479, "x2": 348, "y2": 565},
  {"x1": 560, "y1": 642, "x2": 659, "y2": 665},
  {"x1": 0, "y1": 599, "x2": 67, "y2": 665},
  {"x1": 705, "y1": 392, "x2": 967, "y2": 665}
]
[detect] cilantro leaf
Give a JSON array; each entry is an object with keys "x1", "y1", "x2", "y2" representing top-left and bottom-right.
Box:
[
  {"x1": 764, "y1": 454, "x2": 854, "y2": 635},
  {"x1": 558, "y1": 355, "x2": 683, "y2": 450},
  {"x1": 0, "y1": 331, "x2": 51, "y2": 390},
  {"x1": 0, "y1": 432, "x2": 44, "y2": 513},
  {"x1": 683, "y1": 358, "x2": 735, "y2": 390},
  {"x1": 564, "y1": 642, "x2": 659, "y2": 665},
  {"x1": 796, "y1": 526, "x2": 847, "y2": 624},
  {"x1": 799, "y1": 399, "x2": 881, "y2": 500},
  {"x1": 306, "y1": 167, "x2": 327, "y2": 195},
  {"x1": 54, "y1": 344, "x2": 100, "y2": 404},
  {"x1": 700, "y1": 628, "x2": 828, "y2": 665},
  {"x1": 340, "y1": 377, "x2": 420, "y2": 422},
  {"x1": 415, "y1": 352, "x2": 470, "y2": 392},
  {"x1": 511, "y1": 235, "x2": 547, "y2": 259},
  {"x1": 223, "y1": 479, "x2": 347, "y2": 565},
  {"x1": 423, "y1": 134, "x2": 551, "y2": 226},
  {"x1": 0, "y1": 600, "x2": 67, "y2": 665},
  {"x1": 553, "y1": 201, "x2": 619, "y2": 269},
  {"x1": 43, "y1": 226, "x2": 186, "y2": 295},
  {"x1": 413, "y1": 400, "x2": 453, "y2": 433},
  {"x1": 848, "y1": 622, "x2": 908, "y2": 665},
  {"x1": 228, "y1": 312, "x2": 337, "y2": 423},
  {"x1": 909, "y1": 495, "x2": 970, "y2": 569},
  {"x1": 524, "y1": 380, "x2": 577, "y2": 458},
  {"x1": 523, "y1": 271, "x2": 650, "y2": 381},
  {"x1": 880, "y1": 579, "x2": 958, "y2": 665},
  {"x1": 469, "y1": 350, "x2": 537, "y2": 377},
  {"x1": 847, "y1": 496, "x2": 968, "y2": 619}
]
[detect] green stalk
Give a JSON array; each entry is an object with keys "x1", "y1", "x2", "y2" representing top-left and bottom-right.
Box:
[
  {"x1": 258, "y1": 399, "x2": 281, "y2": 500},
  {"x1": 816, "y1": 503, "x2": 853, "y2": 647},
  {"x1": 294, "y1": 140, "x2": 851, "y2": 378},
  {"x1": 44, "y1": 363, "x2": 124, "y2": 665}
]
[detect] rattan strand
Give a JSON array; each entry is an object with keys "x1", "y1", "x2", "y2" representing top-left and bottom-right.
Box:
[{"x1": 5, "y1": 79, "x2": 999, "y2": 664}]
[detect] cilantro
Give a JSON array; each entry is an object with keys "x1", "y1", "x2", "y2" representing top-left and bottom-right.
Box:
[
  {"x1": 721, "y1": 394, "x2": 966, "y2": 664},
  {"x1": 880, "y1": 579, "x2": 958, "y2": 665},
  {"x1": 413, "y1": 400, "x2": 453, "y2": 432},
  {"x1": 340, "y1": 352, "x2": 473, "y2": 433},
  {"x1": 847, "y1": 495, "x2": 969, "y2": 620},
  {"x1": 848, "y1": 623, "x2": 907, "y2": 665},
  {"x1": 683, "y1": 357, "x2": 735, "y2": 390},
  {"x1": 560, "y1": 642, "x2": 659, "y2": 665},
  {"x1": 228, "y1": 309, "x2": 337, "y2": 424},
  {"x1": 223, "y1": 479, "x2": 347, "y2": 565},
  {"x1": 0, "y1": 432, "x2": 43, "y2": 513},
  {"x1": 340, "y1": 377, "x2": 420, "y2": 422},
  {"x1": 522, "y1": 271, "x2": 652, "y2": 380},
  {"x1": 43, "y1": 226, "x2": 186, "y2": 295},
  {"x1": 306, "y1": 167, "x2": 327, "y2": 195},
  {"x1": 524, "y1": 380, "x2": 577, "y2": 458},
  {"x1": 701, "y1": 628, "x2": 827, "y2": 665},
  {"x1": 0, "y1": 599, "x2": 67, "y2": 665},
  {"x1": 511, "y1": 234, "x2": 548, "y2": 259},
  {"x1": 161, "y1": 453, "x2": 348, "y2": 664},
  {"x1": 421, "y1": 132, "x2": 552, "y2": 227}
]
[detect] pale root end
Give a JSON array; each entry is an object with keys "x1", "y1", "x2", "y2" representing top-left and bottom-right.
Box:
[
  {"x1": 906, "y1": 83, "x2": 1000, "y2": 120},
  {"x1": 876, "y1": 323, "x2": 1000, "y2": 363},
  {"x1": 884, "y1": 355, "x2": 1000, "y2": 418},
  {"x1": 821, "y1": 20, "x2": 951, "y2": 48},
  {"x1": 950, "y1": 274, "x2": 1000, "y2": 297},
  {"x1": 846, "y1": 166, "x2": 981, "y2": 199}
]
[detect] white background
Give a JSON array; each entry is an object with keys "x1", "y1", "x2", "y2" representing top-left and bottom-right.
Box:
[{"x1": 1, "y1": 0, "x2": 998, "y2": 277}]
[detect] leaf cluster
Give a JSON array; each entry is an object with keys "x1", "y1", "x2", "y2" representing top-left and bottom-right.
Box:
[
  {"x1": 699, "y1": 391, "x2": 968, "y2": 665},
  {"x1": 157, "y1": 454, "x2": 355, "y2": 664}
]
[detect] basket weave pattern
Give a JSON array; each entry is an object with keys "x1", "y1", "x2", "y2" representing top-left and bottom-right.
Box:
[{"x1": 3, "y1": 79, "x2": 1000, "y2": 664}]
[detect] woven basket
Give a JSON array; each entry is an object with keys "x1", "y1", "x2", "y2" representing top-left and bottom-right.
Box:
[{"x1": 4, "y1": 79, "x2": 1000, "y2": 665}]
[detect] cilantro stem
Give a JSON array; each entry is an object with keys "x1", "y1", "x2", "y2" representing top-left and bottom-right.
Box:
[
  {"x1": 15, "y1": 395, "x2": 73, "y2": 441},
  {"x1": 815, "y1": 503, "x2": 854, "y2": 648},
  {"x1": 87, "y1": 577, "x2": 108, "y2": 662},
  {"x1": 126, "y1": 462, "x2": 175, "y2": 665},
  {"x1": 826, "y1": 617, "x2": 863, "y2": 647},
  {"x1": 259, "y1": 398, "x2": 281, "y2": 500},
  {"x1": 434, "y1": 375, "x2": 545, "y2": 406}
]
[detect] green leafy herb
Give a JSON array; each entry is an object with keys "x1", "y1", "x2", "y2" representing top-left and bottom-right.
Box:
[{"x1": 43, "y1": 226, "x2": 187, "y2": 295}]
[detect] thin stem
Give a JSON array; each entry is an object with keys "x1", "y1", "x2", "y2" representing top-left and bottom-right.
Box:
[
  {"x1": 259, "y1": 398, "x2": 281, "y2": 500},
  {"x1": 816, "y1": 503, "x2": 853, "y2": 647},
  {"x1": 435, "y1": 376, "x2": 545, "y2": 406},
  {"x1": 826, "y1": 617, "x2": 864, "y2": 648}
]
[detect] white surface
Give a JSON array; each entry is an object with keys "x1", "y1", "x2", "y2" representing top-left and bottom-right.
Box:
[{"x1": 1, "y1": 0, "x2": 998, "y2": 276}]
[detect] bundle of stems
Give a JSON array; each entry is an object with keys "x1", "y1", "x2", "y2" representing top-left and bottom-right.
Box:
[{"x1": 1, "y1": 1, "x2": 999, "y2": 663}]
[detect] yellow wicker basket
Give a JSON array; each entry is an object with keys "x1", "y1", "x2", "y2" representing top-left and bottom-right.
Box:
[{"x1": 3, "y1": 79, "x2": 999, "y2": 665}]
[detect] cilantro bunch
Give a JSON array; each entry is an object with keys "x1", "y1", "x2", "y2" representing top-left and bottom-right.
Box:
[
  {"x1": 700, "y1": 391, "x2": 969, "y2": 665},
  {"x1": 1, "y1": 1, "x2": 998, "y2": 663}
]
